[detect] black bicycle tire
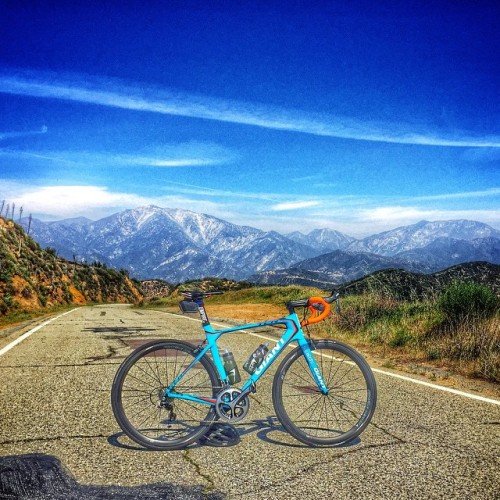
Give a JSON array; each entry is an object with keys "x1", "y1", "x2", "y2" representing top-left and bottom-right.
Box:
[
  {"x1": 111, "y1": 339, "x2": 219, "y2": 450},
  {"x1": 272, "y1": 340, "x2": 377, "y2": 446}
]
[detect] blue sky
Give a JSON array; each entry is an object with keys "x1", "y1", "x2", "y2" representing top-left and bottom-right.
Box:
[{"x1": 0, "y1": 1, "x2": 499, "y2": 236}]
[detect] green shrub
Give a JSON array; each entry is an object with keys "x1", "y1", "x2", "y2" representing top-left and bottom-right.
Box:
[
  {"x1": 426, "y1": 347, "x2": 442, "y2": 361},
  {"x1": 438, "y1": 282, "x2": 498, "y2": 324},
  {"x1": 389, "y1": 328, "x2": 413, "y2": 348},
  {"x1": 3, "y1": 294, "x2": 13, "y2": 310}
]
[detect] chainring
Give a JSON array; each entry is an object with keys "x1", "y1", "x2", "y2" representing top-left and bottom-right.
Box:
[{"x1": 215, "y1": 387, "x2": 250, "y2": 422}]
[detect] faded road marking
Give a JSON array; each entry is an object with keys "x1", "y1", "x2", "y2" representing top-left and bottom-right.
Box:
[{"x1": 0, "y1": 309, "x2": 78, "y2": 357}]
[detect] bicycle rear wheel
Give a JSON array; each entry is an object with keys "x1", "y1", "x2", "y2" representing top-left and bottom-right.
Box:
[
  {"x1": 272, "y1": 340, "x2": 376, "y2": 446},
  {"x1": 111, "y1": 340, "x2": 220, "y2": 450}
]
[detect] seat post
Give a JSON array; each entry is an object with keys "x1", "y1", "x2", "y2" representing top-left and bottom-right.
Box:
[
  {"x1": 180, "y1": 290, "x2": 222, "y2": 328},
  {"x1": 195, "y1": 298, "x2": 211, "y2": 327}
]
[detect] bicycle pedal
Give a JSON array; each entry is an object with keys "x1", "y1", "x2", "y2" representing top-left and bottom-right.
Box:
[{"x1": 198, "y1": 423, "x2": 241, "y2": 447}]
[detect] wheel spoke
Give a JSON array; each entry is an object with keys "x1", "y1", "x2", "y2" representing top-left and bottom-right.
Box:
[{"x1": 112, "y1": 341, "x2": 217, "y2": 450}]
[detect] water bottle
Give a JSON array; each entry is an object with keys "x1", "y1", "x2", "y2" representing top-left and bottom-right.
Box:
[
  {"x1": 223, "y1": 349, "x2": 241, "y2": 384},
  {"x1": 243, "y1": 343, "x2": 269, "y2": 374}
]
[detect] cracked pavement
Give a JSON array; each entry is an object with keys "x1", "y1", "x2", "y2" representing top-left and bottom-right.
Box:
[{"x1": 0, "y1": 305, "x2": 499, "y2": 499}]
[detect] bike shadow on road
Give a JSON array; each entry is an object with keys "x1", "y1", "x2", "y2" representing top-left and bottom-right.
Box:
[{"x1": 107, "y1": 416, "x2": 361, "y2": 451}]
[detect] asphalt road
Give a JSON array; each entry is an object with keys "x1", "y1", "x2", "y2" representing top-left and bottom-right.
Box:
[{"x1": 0, "y1": 305, "x2": 499, "y2": 499}]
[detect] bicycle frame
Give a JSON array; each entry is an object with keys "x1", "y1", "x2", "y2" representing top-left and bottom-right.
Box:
[{"x1": 164, "y1": 301, "x2": 329, "y2": 409}]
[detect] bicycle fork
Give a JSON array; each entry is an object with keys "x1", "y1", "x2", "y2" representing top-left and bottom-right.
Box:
[{"x1": 297, "y1": 338, "x2": 330, "y2": 395}]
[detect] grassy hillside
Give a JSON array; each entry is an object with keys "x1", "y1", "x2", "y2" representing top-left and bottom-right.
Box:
[{"x1": 0, "y1": 217, "x2": 143, "y2": 325}]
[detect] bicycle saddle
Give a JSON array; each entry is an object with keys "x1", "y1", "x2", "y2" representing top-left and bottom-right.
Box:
[{"x1": 180, "y1": 290, "x2": 224, "y2": 301}]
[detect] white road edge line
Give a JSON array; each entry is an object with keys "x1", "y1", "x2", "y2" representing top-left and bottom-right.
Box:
[
  {"x1": 165, "y1": 311, "x2": 500, "y2": 406},
  {"x1": 0, "y1": 308, "x2": 78, "y2": 357},
  {"x1": 369, "y1": 368, "x2": 500, "y2": 405}
]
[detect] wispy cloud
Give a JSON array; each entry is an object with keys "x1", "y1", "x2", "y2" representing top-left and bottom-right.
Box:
[
  {"x1": 2, "y1": 68, "x2": 499, "y2": 147},
  {"x1": 0, "y1": 126, "x2": 47, "y2": 142},
  {"x1": 162, "y1": 180, "x2": 284, "y2": 202},
  {"x1": 0, "y1": 141, "x2": 235, "y2": 167},
  {"x1": 409, "y1": 188, "x2": 500, "y2": 202}
]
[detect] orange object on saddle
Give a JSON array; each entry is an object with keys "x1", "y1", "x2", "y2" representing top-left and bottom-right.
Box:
[{"x1": 300, "y1": 296, "x2": 331, "y2": 326}]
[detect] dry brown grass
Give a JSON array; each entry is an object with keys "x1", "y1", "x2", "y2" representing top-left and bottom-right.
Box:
[{"x1": 206, "y1": 303, "x2": 285, "y2": 324}]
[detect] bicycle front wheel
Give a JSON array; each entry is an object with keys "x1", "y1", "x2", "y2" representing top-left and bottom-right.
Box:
[
  {"x1": 111, "y1": 340, "x2": 220, "y2": 450},
  {"x1": 272, "y1": 340, "x2": 377, "y2": 446}
]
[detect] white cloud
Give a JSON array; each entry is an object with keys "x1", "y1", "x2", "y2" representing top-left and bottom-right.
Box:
[
  {"x1": 0, "y1": 182, "x2": 240, "y2": 222},
  {"x1": 2, "y1": 69, "x2": 500, "y2": 147},
  {"x1": 356, "y1": 205, "x2": 500, "y2": 231},
  {"x1": 271, "y1": 200, "x2": 321, "y2": 211},
  {"x1": 7, "y1": 185, "x2": 147, "y2": 219},
  {"x1": 2, "y1": 180, "x2": 498, "y2": 236}
]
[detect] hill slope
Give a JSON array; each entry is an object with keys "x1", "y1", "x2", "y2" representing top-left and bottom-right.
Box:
[
  {"x1": 0, "y1": 217, "x2": 143, "y2": 316},
  {"x1": 337, "y1": 262, "x2": 500, "y2": 301},
  {"x1": 249, "y1": 249, "x2": 429, "y2": 285}
]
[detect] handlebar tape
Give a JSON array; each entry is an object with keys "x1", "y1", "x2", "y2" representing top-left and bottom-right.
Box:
[{"x1": 300, "y1": 297, "x2": 331, "y2": 326}]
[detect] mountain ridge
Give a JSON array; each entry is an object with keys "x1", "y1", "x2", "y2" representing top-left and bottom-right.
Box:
[
  {"x1": 20, "y1": 206, "x2": 500, "y2": 283},
  {"x1": 346, "y1": 219, "x2": 500, "y2": 255}
]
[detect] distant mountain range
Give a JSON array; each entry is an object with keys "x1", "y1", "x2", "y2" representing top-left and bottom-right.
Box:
[{"x1": 21, "y1": 205, "x2": 500, "y2": 285}]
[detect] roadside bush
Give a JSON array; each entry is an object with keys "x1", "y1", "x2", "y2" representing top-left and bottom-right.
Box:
[
  {"x1": 389, "y1": 328, "x2": 413, "y2": 348},
  {"x1": 438, "y1": 282, "x2": 498, "y2": 325},
  {"x1": 336, "y1": 294, "x2": 399, "y2": 331}
]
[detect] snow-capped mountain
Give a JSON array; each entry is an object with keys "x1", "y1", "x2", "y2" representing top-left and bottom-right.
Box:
[
  {"x1": 346, "y1": 220, "x2": 500, "y2": 256},
  {"x1": 20, "y1": 207, "x2": 500, "y2": 284},
  {"x1": 287, "y1": 228, "x2": 356, "y2": 253},
  {"x1": 252, "y1": 222, "x2": 500, "y2": 285},
  {"x1": 23, "y1": 206, "x2": 320, "y2": 281}
]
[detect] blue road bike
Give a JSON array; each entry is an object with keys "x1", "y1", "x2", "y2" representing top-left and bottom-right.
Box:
[{"x1": 111, "y1": 291, "x2": 377, "y2": 449}]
